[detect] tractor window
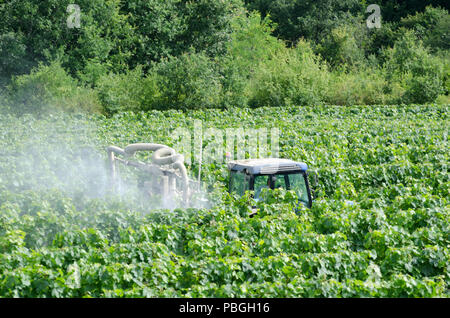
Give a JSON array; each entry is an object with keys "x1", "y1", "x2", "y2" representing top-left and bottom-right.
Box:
[
  {"x1": 253, "y1": 173, "x2": 310, "y2": 206},
  {"x1": 230, "y1": 171, "x2": 247, "y2": 195},
  {"x1": 274, "y1": 175, "x2": 287, "y2": 189},
  {"x1": 288, "y1": 173, "x2": 310, "y2": 205},
  {"x1": 254, "y1": 175, "x2": 270, "y2": 200}
]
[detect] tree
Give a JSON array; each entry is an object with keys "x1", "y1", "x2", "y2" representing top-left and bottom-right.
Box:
[
  {"x1": 243, "y1": 0, "x2": 364, "y2": 44},
  {"x1": 0, "y1": 0, "x2": 136, "y2": 82},
  {"x1": 120, "y1": 0, "x2": 184, "y2": 70},
  {"x1": 176, "y1": 0, "x2": 244, "y2": 57},
  {"x1": 399, "y1": 6, "x2": 450, "y2": 51},
  {"x1": 370, "y1": 0, "x2": 449, "y2": 22},
  {"x1": 0, "y1": 32, "x2": 29, "y2": 80},
  {"x1": 384, "y1": 31, "x2": 445, "y2": 103}
]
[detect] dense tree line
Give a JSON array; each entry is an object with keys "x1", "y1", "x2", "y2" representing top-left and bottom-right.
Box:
[{"x1": 0, "y1": 0, "x2": 448, "y2": 115}]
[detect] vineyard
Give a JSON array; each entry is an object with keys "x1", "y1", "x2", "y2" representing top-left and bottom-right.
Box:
[{"x1": 0, "y1": 105, "x2": 448, "y2": 297}]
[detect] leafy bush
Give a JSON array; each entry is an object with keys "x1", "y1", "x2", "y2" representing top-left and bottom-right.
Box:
[
  {"x1": 219, "y1": 12, "x2": 284, "y2": 108},
  {"x1": 0, "y1": 0, "x2": 136, "y2": 81},
  {"x1": 147, "y1": 53, "x2": 223, "y2": 111},
  {"x1": 178, "y1": 0, "x2": 244, "y2": 58},
  {"x1": 383, "y1": 31, "x2": 445, "y2": 104},
  {"x1": 121, "y1": 0, "x2": 185, "y2": 69},
  {"x1": 0, "y1": 32, "x2": 30, "y2": 79},
  {"x1": 400, "y1": 6, "x2": 450, "y2": 51},
  {"x1": 95, "y1": 67, "x2": 147, "y2": 115},
  {"x1": 243, "y1": 0, "x2": 364, "y2": 43},
  {"x1": 326, "y1": 69, "x2": 390, "y2": 105},
  {"x1": 316, "y1": 23, "x2": 367, "y2": 70},
  {"x1": 7, "y1": 60, "x2": 101, "y2": 115},
  {"x1": 247, "y1": 40, "x2": 329, "y2": 107}
]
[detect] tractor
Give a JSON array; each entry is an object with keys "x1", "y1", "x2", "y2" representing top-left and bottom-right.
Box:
[
  {"x1": 227, "y1": 158, "x2": 313, "y2": 209},
  {"x1": 106, "y1": 143, "x2": 313, "y2": 210}
]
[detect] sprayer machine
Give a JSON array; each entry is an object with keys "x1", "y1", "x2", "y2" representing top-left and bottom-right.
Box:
[
  {"x1": 107, "y1": 143, "x2": 314, "y2": 210},
  {"x1": 107, "y1": 143, "x2": 194, "y2": 205}
]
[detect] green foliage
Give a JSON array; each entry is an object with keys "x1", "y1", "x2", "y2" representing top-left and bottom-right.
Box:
[
  {"x1": 7, "y1": 60, "x2": 101, "y2": 115},
  {"x1": 376, "y1": 1, "x2": 449, "y2": 25},
  {"x1": 119, "y1": 0, "x2": 243, "y2": 69},
  {"x1": 243, "y1": 0, "x2": 365, "y2": 43},
  {"x1": 1, "y1": 2, "x2": 449, "y2": 111},
  {"x1": 325, "y1": 69, "x2": 390, "y2": 105},
  {"x1": 316, "y1": 23, "x2": 367, "y2": 70},
  {"x1": 0, "y1": 32, "x2": 30, "y2": 79},
  {"x1": 246, "y1": 40, "x2": 330, "y2": 107},
  {"x1": 0, "y1": 0, "x2": 136, "y2": 79},
  {"x1": 0, "y1": 0, "x2": 243, "y2": 81},
  {"x1": 226, "y1": 12, "x2": 283, "y2": 73},
  {"x1": 219, "y1": 12, "x2": 284, "y2": 107},
  {"x1": 179, "y1": 0, "x2": 244, "y2": 57},
  {"x1": 400, "y1": 6, "x2": 450, "y2": 51},
  {"x1": 148, "y1": 53, "x2": 223, "y2": 111},
  {"x1": 121, "y1": 0, "x2": 185, "y2": 69},
  {"x1": 95, "y1": 67, "x2": 147, "y2": 115},
  {"x1": 383, "y1": 31, "x2": 445, "y2": 104},
  {"x1": 0, "y1": 105, "x2": 448, "y2": 297}
]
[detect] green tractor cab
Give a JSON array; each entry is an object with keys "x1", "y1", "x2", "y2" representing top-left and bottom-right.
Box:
[{"x1": 227, "y1": 158, "x2": 313, "y2": 209}]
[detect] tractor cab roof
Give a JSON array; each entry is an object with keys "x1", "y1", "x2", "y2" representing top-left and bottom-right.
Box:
[{"x1": 227, "y1": 158, "x2": 308, "y2": 175}]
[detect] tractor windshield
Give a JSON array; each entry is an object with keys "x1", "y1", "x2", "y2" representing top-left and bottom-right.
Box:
[
  {"x1": 230, "y1": 170, "x2": 311, "y2": 208},
  {"x1": 229, "y1": 170, "x2": 248, "y2": 196},
  {"x1": 253, "y1": 172, "x2": 310, "y2": 206},
  {"x1": 254, "y1": 175, "x2": 271, "y2": 199},
  {"x1": 287, "y1": 172, "x2": 310, "y2": 206}
]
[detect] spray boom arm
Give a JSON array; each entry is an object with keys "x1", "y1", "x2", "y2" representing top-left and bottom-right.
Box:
[{"x1": 107, "y1": 143, "x2": 190, "y2": 203}]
